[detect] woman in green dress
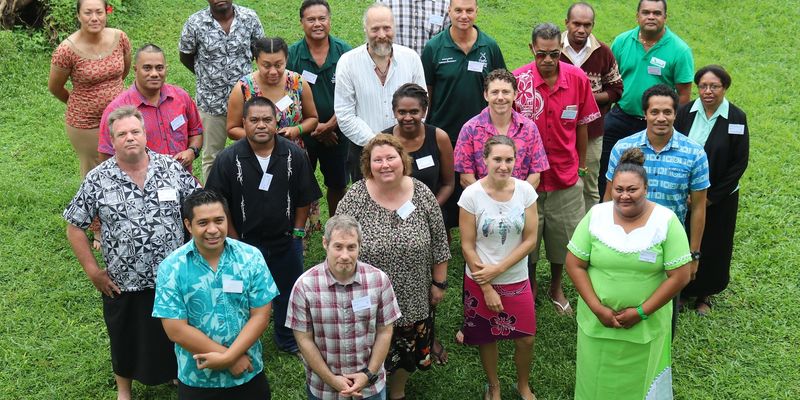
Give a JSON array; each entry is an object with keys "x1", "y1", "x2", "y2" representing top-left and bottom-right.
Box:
[{"x1": 565, "y1": 147, "x2": 692, "y2": 400}]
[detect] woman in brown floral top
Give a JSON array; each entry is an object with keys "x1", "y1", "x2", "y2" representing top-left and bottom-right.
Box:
[{"x1": 336, "y1": 134, "x2": 450, "y2": 400}]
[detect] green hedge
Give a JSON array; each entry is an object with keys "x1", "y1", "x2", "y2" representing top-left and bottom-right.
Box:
[{"x1": 42, "y1": 0, "x2": 125, "y2": 45}]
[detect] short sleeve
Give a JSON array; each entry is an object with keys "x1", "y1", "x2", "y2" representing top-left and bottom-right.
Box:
[
  {"x1": 674, "y1": 47, "x2": 695, "y2": 84},
  {"x1": 453, "y1": 125, "x2": 475, "y2": 174},
  {"x1": 605, "y1": 143, "x2": 622, "y2": 182},
  {"x1": 567, "y1": 210, "x2": 592, "y2": 261},
  {"x1": 247, "y1": 250, "x2": 279, "y2": 308},
  {"x1": 119, "y1": 31, "x2": 131, "y2": 58},
  {"x1": 419, "y1": 182, "x2": 450, "y2": 264},
  {"x1": 97, "y1": 105, "x2": 114, "y2": 154},
  {"x1": 491, "y1": 43, "x2": 506, "y2": 71},
  {"x1": 62, "y1": 175, "x2": 100, "y2": 229},
  {"x1": 689, "y1": 149, "x2": 711, "y2": 191},
  {"x1": 285, "y1": 279, "x2": 310, "y2": 332},
  {"x1": 152, "y1": 258, "x2": 188, "y2": 320},
  {"x1": 292, "y1": 149, "x2": 323, "y2": 207},
  {"x1": 421, "y1": 44, "x2": 435, "y2": 87},
  {"x1": 250, "y1": 15, "x2": 266, "y2": 43},
  {"x1": 520, "y1": 180, "x2": 538, "y2": 208},
  {"x1": 661, "y1": 214, "x2": 691, "y2": 270},
  {"x1": 376, "y1": 274, "x2": 401, "y2": 326},
  {"x1": 178, "y1": 19, "x2": 197, "y2": 54},
  {"x1": 456, "y1": 184, "x2": 477, "y2": 215},
  {"x1": 51, "y1": 42, "x2": 74, "y2": 71},
  {"x1": 577, "y1": 74, "x2": 601, "y2": 126}
]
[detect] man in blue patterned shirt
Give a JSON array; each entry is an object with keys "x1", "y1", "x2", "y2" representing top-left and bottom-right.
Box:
[{"x1": 153, "y1": 189, "x2": 279, "y2": 399}]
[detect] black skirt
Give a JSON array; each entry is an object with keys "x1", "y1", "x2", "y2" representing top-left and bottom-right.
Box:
[
  {"x1": 102, "y1": 289, "x2": 177, "y2": 385},
  {"x1": 178, "y1": 371, "x2": 271, "y2": 400},
  {"x1": 683, "y1": 191, "x2": 740, "y2": 297}
]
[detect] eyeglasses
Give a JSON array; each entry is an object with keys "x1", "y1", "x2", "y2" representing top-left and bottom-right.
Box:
[
  {"x1": 535, "y1": 50, "x2": 561, "y2": 60},
  {"x1": 698, "y1": 84, "x2": 723, "y2": 92}
]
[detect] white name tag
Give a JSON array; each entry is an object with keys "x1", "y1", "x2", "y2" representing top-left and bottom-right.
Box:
[
  {"x1": 650, "y1": 57, "x2": 666, "y2": 68},
  {"x1": 259, "y1": 173, "x2": 273, "y2": 191},
  {"x1": 416, "y1": 155, "x2": 435, "y2": 170},
  {"x1": 647, "y1": 66, "x2": 662, "y2": 76},
  {"x1": 639, "y1": 250, "x2": 657, "y2": 263},
  {"x1": 467, "y1": 60, "x2": 486, "y2": 72},
  {"x1": 170, "y1": 114, "x2": 186, "y2": 131},
  {"x1": 396, "y1": 200, "x2": 416, "y2": 220},
  {"x1": 561, "y1": 109, "x2": 578, "y2": 120},
  {"x1": 275, "y1": 95, "x2": 293, "y2": 112},
  {"x1": 728, "y1": 124, "x2": 745, "y2": 135},
  {"x1": 428, "y1": 14, "x2": 444, "y2": 25},
  {"x1": 351, "y1": 295, "x2": 371, "y2": 312},
  {"x1": 301, "y1": 70, "x2": 318, "y2": 85},
  {"x1": 157, "y1": 188, "x2": 178, "y2": 202},
  {"x1": 223, "y1": 278, "x2": 244, "y2": 293}
]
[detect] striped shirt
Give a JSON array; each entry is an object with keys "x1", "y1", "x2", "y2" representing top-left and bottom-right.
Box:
[
  {"x1": 286, "y1": 261, "x2": 401, "y2": 400},
  {"x1": 334, "y1": 43, "x2": 426, "y2": 147},
  {"x1": 606, "y1": 130, "x2": 710, "y2": 223},
  {"x1": 380, "y1": 0, "x2": 450, "y2": 55}
]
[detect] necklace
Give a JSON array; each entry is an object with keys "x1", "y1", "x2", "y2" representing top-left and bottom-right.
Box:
[{"x1": 638, "y1": 33, "x2": 658, "y2": 48}]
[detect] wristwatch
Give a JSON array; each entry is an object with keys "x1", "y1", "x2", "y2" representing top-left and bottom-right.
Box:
[
  {"x1": 578, "y1": 167, "x2": 589, "y2": 177},
  {"x1": 690, "y1": 251, "x2": 702, "y2": 261},
  {"x1": 292, "y1": 228, "x2": 306, "y2": 238},
  {"x1": 189, "y1": 146, "x2": 200, "y2": 158},
  {"x1": 432, "y1": 279, "x2": 448, "y2": 290},
  {"x1": 360, "y1": 368, "x2": 379, "y2": 385}
]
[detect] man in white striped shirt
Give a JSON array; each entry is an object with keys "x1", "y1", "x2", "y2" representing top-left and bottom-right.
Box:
[{"x1": 334, "y1": 3, "x2": 426, "y2": 180}]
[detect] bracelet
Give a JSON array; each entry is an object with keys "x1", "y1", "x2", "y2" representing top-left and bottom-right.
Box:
[
  {"x1": 636, "y1": 305, "x2": 649, "y2": 320},
  {"x1": 189, "y1": 146, "x2": 200, "y2": 158},
  {"x1": 578, "y1": 167, "x2": 588, "y2": 177},
  {"x1": 297, "y1": 124, "x2": 304, "y2": 136},
  {"x1": 431, "y1": 279, "x2": 448, "y2": 290},
  {"x1": 292, "y1": 228, "x2": 306, "y2": 238}
]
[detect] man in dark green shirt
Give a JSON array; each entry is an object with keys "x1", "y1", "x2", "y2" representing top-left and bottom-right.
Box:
[{"x1": 288, "y1": 0, "x2": 352, "y2": 215}]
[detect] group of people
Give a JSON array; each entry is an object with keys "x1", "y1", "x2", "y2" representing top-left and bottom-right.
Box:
[{"x1": 54, "y1": 0, "x2": 750, "y2": 399}]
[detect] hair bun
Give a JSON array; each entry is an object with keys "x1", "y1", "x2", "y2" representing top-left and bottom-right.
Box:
[{"x1": 619, "y1": 148, "x2": 645, "y2": 167}]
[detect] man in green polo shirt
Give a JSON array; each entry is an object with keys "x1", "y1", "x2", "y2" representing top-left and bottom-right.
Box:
[
  {"x1": 598, "y1": 0, "x2": 694, "y2": 197},
  {"x1": 288, "y1": 0, "x2": 352, "y2": 216}
]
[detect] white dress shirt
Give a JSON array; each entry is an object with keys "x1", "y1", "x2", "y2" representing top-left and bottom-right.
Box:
[{"x1": 334, "y1": 43, "x2": 427, "y2": 147}]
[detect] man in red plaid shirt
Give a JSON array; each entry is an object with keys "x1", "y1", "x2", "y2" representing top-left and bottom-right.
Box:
[{"x1": 286, "y1": 215, "x2": 401, "y2": 400}]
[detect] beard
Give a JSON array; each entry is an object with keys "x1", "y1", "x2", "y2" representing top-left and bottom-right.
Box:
[{"x1": 369, "y1": 39, "x2": 393, "y2": 57}]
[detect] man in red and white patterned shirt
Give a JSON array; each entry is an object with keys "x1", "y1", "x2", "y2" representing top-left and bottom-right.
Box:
[{"x1": 286, "y1": 215, "x2": 400, "y2": 400}]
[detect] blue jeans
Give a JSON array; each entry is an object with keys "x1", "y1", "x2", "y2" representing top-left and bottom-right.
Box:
[
  {"x1": 256, "y1": 239, "x2": 304, "y2": 353},
  {"x1": 307, "y1": 386, "x2": 386, "y2": 400}
]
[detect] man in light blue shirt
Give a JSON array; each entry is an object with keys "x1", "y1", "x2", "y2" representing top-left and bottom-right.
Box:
[{"x1": 153, "y1": 189, "x2": 279, "y2": 399}]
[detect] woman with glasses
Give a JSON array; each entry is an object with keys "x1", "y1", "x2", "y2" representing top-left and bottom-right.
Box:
[{"x1": 673, "y1": 65, "x2": 749, "y2": 316}]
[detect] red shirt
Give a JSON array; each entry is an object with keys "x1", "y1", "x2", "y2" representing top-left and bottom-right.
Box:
[
  {"x1": 98, "y1": 83, "x2": 203, "y2": 171},
  {"x1": 513, "y1": 61, "x2": 600, "y2": 191}
]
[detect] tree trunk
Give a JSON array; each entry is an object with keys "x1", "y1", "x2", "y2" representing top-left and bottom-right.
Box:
[{"x1": 1, "y1": 0, "x2": 35, "y2": 29}]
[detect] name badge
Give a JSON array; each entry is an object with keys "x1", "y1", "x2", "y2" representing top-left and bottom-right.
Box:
[
  {"x1": 275, "y1": 95, "x2": 293, "y2": 112},
  {"x1": 650, "y1": 57, "x2": 667, "y2": 68},
  {"x1": 259, "y1": 173, "x2": 273, "y2": 191},
  {"x1": 301, "y1": 70, "x2": 318, "y2": 85},
  {"x1": 639, "y1": 250, "x2": 657, "y2": 263},
  {"x1": 157, "y1": 188, "x2": 178, "y2": 202},
  {"x1": 647, "y1": 66, "x2": 662, "y2": 76},
  {"x1": 428, "y1": 14, "x2": 444, "y2": 26},
  {"x1": 561, "y1": 105, "x2": 578, "y2": 120},
  {"x1": 223, "y1": 278, "x2": 244, "y2": 293},
  {"x1": 467, "y1": 60, "x2": 486, "y2": 72},
  {"x1": 416, "y1": 155, "x2": 435, "y2": 170},
  {"x1": 396, "y1": 200, "x2": 416, "y2": 220},
  {"x1": 728, "y1": 124, "x2": 745, "y2": 135},
  {"x1": 170, "y1": 114, "x2": 186, "y2": 131},
  {"x1": 351, "y1": 295, "x2": 371, "y2": 312}
]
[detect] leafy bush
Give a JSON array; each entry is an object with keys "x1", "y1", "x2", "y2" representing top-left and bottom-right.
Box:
[{"x1": 42, "y1": 0, "x2": 125, "y2": 45}]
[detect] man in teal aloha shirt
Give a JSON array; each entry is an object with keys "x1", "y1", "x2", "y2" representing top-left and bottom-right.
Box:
[{"x1": 153, "y1": 189, "x2": 279, "y2": 399}]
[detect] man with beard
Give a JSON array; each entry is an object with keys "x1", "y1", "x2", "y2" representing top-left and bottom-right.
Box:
[
  {"x1": 205, "y1": 96, "x2": 322, "y2": 355},
  {"x1": 179, "y1": 0, "x2": 265, "y2": 181},
  {"x1": 559, "y1": 2, "x2": 623, "y2": 211},
  {"x1": 598, "y1": 0, "x2": 694, "y2": 197},
  {"x1": 98, "y1": 44, "x2": 203, "y2": 173},
  {"x1": 286, "y1": 215, "x2": 400, "y2": 400},
  {"x1": 334, "y1": 3, "x2": 426, "y2": 181}
]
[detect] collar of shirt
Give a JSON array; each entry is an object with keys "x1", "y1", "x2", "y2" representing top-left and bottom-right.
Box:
[
  {"x1": 297, "y1": 36, "x2": 339, "y2": 71},
  {"x1": 638, "y1": 129, "x2": 678, "y2": 153},
  {"x1": 110, "y1": 149, "x2": 159, "y2": 184},
  {"x1": 322, "y1": 261, "x2": 365, "y2": 287},
  {"x1": 474, "y1": 107, "x2": 526, "y2": 135},
  {"x1": 201, "y1": 3, "x2": 244, "y2": 32},
  {"x1": 560, "y1": 32, "x2": 599, "y2": 66},
  {"x1": 130, "y1": 82, "x2": 175, "y2": 107},
  {"x1": 530, "y1": 61, "x2": 571, "y2": 92},
  {"x1": 234, "y1": 135, "x2": 290, "y2": 160},
  {"x1": 442, "y1": 24, "x2": 484, "y2": 51},
  {"x1": 187, "y1": 238, "x2": 234, "y2": 273},
  {"x1": 690, "y1": 97, "x2": 729, "y2": 120},
  {"x1": 631, "y1": 26, "x2": 674, "y2": 50}
]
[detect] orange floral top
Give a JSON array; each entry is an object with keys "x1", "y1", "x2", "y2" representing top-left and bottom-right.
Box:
[{"x1": 51, "y1": 30, "x2": 131, "y2": 129}]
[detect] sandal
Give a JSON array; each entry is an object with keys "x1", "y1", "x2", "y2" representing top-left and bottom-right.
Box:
[
  {"x1": 695, "y1": 297, "x2": 712, "y2": 317},
  {"x1": 454, "y1": 329, "x2": 464, "y2": 345},
  {"x1": 484, "y1": 383, "x2": 500, "y2": 400},
  {"x1": 430, "y1": 338, "x2": 448, "y2": 365},
  {"x1": 549, "y1": 296, "x2": 573, "y2": 316}
]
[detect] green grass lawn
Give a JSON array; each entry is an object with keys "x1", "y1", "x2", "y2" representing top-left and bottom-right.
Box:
[{"x1": 1, "y1": 0, "x2": 799, "y2": 398}]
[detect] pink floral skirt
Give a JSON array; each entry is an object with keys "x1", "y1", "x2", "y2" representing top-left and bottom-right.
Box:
[{"x1": 462, "y1": 275, "x2": 536, "y2": 345}]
